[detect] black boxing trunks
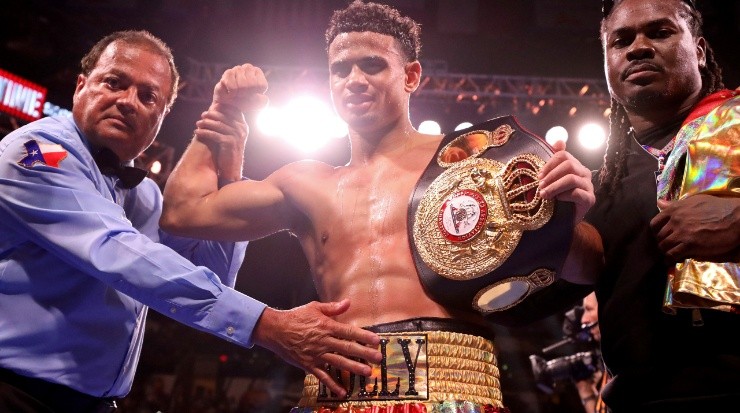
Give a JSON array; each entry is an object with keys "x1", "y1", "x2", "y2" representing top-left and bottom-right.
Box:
[
  {"x1": 408, "y1": 116, "x2": 575, "y2": 317},
  {"x1": 290, "y1": 318, "x2": 509, "y2": 413}
]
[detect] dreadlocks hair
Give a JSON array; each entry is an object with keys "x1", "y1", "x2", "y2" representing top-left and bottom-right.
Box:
[
  {"x1": 597, "y1": 0, "x2": 725, "y2": 197},
  {"x1": 325, "y1": 0, "x2": 421, "y2": 62}
]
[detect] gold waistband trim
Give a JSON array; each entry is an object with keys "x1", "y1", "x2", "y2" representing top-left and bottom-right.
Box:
[{"x1": 297, "y1": 330, "x2": 503, "y2": 408}]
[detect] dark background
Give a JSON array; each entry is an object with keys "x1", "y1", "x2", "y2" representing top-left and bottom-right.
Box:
[{"x1": 2, "y1": 1, "x2": 738, "y2": 412}]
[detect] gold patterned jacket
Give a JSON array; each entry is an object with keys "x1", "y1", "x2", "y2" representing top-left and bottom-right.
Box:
[{"x1": 657, "y1": 88, "x2": 740, "y2": 314}]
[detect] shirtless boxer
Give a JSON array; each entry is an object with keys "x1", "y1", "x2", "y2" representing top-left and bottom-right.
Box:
[{"x1": 161, "y1": 1, "x2": 602, "y2": 411}]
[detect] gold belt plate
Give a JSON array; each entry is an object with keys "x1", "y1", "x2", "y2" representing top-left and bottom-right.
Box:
[{"x1": 413, "y1": 154, "x2": 553, "y2": 281}]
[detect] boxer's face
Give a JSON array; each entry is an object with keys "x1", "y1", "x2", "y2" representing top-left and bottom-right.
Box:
[{"x1": 328, "y1": 31, "x2": 419, "y2": 134}]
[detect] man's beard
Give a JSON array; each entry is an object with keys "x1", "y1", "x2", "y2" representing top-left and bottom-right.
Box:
[{"x1": 622, "y1": 88, "x2": 669, "y2": 111}]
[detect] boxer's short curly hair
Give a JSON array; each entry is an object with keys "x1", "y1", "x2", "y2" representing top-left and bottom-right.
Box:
[{"x1": 326, "y1": 0, "x2": 422, "y2": 62}]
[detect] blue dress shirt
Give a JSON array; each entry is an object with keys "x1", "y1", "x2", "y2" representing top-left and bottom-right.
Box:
[{"x1": 0, "y1": 116, "x2": 266, "y2": 398}]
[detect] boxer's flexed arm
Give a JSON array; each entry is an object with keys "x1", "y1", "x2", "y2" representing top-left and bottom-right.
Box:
[
  {"x1": 204, "y1": 64, "x2": 270, "y2": 182},
  {"x1": 162, "y1": 64, "x2": 292, "y2": 242}
]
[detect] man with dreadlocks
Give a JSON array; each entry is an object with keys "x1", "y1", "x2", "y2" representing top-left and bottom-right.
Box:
[
  {"x1": 162, "y1": 1, "x2": 603, "y2": 411},
  {"x1": 585, "y1": 0, "x2": 740, "y2": 411}
]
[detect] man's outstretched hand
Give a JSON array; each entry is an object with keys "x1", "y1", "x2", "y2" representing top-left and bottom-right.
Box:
[{"x1": 252, "y1": 299, "x2": 382, "y2": 397}]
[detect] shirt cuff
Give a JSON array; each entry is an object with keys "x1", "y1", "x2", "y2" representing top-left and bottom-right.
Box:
[{"x1": 203, "y1": 287, "x2": 267, "y2": 348}]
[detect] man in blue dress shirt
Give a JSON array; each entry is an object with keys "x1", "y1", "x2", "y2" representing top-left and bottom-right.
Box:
[{"x1": 0, "y1": 30, "x2": 380, "y2": 413}]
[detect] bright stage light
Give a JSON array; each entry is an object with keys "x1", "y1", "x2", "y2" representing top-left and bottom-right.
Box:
[
  {"x1": 545, "y1": 126, "x2": 568, "y2": 146},
  {"x1": 255, "y1": 96, "x2": 348, "y2": 153},
  {"x1": 149, "y1": 161, "x2": 162, "y2": 174},
  {"x1": 578, "y1": 123, "x2": 606, "y2": 150},
  {"x1": 256, "y1": 106, "x2": 283, "y2": 137},
  {"x1": 455, "y1": 122, "x2": 473, "y2": 131},
  {"x1": 418, "y1": 120, "x2": 441, "y2": 135}
]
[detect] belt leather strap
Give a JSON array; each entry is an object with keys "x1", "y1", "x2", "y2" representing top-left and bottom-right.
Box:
[{"x1": 364, "y1": 317, "x2": 495, "y2": 339}]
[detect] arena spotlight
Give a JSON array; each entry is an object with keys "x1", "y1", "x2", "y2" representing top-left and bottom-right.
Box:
[
  {"x1": 149, "y1": 161, "x2": 162, "y2": 175},
  {"x1": 418, "y1": 120, "x2": 441, "y2": 135},
  {"x1": 577, "y1": 123, "x2": 607, "y2": 150},
  {"x1": 256, "y1": 95, "x2": 348, "y2": 153},
  {"x1": 454, "y1": 122, "x2": 474, "y2": 131},
  {"x1": 255, "y1": 106, "x2": 282, "y2": 137},
  {"x1": 545, "y1": 126, "x2": 569, "y2": 146}
]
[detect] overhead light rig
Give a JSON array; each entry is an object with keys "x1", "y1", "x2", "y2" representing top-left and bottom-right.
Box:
[{"x1": 178, "y1": 58, "x2": 610, "y2": 110}]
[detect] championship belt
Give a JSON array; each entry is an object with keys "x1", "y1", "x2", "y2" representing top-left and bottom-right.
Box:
[{"x1": 408, "y1": 116, "x2": 574, "y2": 317}]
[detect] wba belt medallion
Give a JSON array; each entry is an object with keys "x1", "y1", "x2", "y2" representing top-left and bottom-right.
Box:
[{"x1": 408, "y1": 116, "x2": 574, "y2": 316}]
